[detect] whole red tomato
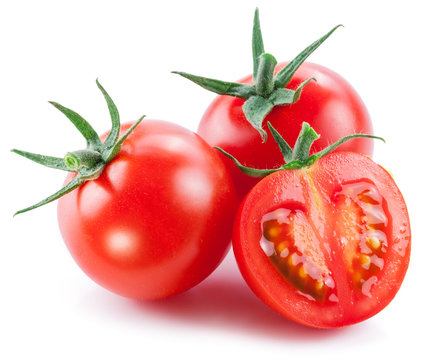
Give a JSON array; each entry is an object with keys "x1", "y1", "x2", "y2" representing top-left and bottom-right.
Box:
[
  {"x1": 175, "y1": 10, "x2": 373, "y2": 200},
  {"x1": 58, "y1": 120, "x2": 237, "y2": 299},
  {"x1": 198, "y1": 62, "x2": 373, "y2": 199},
  {"x1": 13, "y1": 81, "x2": 237, "y2": 300}
]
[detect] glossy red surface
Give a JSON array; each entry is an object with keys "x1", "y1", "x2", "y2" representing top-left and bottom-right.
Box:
[
  {"x1": 58, "y1": 120, "x2": 237, "y2": 300},
  {"x1": 198, "y1": 62, "x2": 373, "y2": 200}
]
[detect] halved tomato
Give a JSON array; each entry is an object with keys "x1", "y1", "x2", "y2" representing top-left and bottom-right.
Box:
[{"x1": 232, "y1": 151, "x2": 410, "y2": 328}]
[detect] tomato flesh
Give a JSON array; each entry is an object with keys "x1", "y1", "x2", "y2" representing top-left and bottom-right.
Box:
[
  {"x1": 261, "y1": 208, "x2": 336, "y2": 302},
  {"x1": 233, "y1": 152, "x2": 410, "y2": 328},
  {"x1": 334, "y1": 181, "x2": 389, "y2": 296}
]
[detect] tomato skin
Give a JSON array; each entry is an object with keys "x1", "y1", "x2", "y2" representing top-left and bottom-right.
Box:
[
  {"x1": 233, "y1": 152, "x2": 410, "y2": 328},
  {"x1": 198, "y1": 62, "x2": 373, "y2": 200},
  {"x1": 57, "y1": 120, "x2": 237, "y2": 300}
]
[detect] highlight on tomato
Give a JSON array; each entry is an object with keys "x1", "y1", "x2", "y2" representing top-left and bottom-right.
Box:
[
  {"x1": 220, "y1": 123, "x2": 411, "y2": 328},
  {"x1": 174, "y1": 9, "x2": 373, "y2": 200},
  {"x1": 12, "y1": 80, "x2": 237, "y2": 300}
]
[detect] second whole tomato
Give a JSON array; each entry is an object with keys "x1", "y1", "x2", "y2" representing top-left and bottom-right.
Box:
[
  {"x1": 198, "y1": 61, "x2": 373, "y2": 199},
  {"x1": 175, "y1": 9, "x2": 373, "y2": 199}
]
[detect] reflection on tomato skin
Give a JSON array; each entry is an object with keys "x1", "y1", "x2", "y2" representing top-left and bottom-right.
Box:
[{"x1": 58, "y1": 120, "x2": 238, "y2": 300}]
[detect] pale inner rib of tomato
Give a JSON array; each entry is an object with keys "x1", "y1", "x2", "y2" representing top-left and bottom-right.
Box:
[{"x1": 260, "y1": 181, "x2": 389, "y2": 302}]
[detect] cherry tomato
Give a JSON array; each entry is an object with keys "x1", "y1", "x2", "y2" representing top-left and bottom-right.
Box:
[
  {"x1": 232, "y1": 151, "x2": 410, "y2": 328},
  {"x1": 58, "y1": 120, "x2": 237, "y2": 300},
  {"x1": 198, "y1": 62, "x2": 373, "y2": 200}
]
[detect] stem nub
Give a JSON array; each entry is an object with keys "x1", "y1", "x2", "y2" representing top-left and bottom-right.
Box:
[
  {"x1": 291, "y1": 123, "x2": 320, "y2": 162},
  {"x1": 255, "y1": 53, "x2": 277, "y2": 97},
  {"x1": 64, "y1": 150, "x2": 104, "y2": 172}
]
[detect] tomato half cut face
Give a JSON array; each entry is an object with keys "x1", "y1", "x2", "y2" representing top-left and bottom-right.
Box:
[{"x1": 233, "y1": 152, "x2": 410, "y2": 328}]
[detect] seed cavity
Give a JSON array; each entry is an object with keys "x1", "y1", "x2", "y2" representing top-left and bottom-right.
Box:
[
  {"x1": 260, "y1": 208, "x2": 336, "y2": 302},
  {"x1": 334, "y1": 181, "x2": 389, "y2": 297},
  {"x1": 261, "y1": 181, "x2": 391, "y2": 303}
]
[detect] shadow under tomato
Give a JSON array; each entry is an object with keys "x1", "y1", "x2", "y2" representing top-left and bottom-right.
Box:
[{"x1": 130, "y1": 254, "x2": 366, "y2": 342}]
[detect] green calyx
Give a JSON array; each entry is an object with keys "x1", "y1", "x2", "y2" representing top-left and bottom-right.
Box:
[
  {"x1": 12, "y1": 80, "x2": 145, "y2": 215},
  {"x1": 173, "y1": 8, "x2": 342, "y2": 142},
  {"x1": 216, "y1": 123, "x2": 385, "y2": 177}
]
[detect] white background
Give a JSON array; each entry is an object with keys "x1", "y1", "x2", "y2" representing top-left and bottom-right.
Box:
[{"x1": 1, "y1": 0, "x2": 435, "y2": 359}]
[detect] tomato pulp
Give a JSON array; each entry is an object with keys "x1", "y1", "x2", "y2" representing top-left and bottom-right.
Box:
[
  {"x1": 58, "y1": 120, "x2": 237, "y2": 300},
  {"x1": 233, "y1": 152, "x2": 410, "y2": 328},
  {"x1": 198, "y1": 62, "x2": 373, "y2": 200}
]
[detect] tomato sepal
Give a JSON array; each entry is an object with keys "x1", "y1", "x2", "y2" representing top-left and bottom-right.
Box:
[
  {"x1": 12, "y1": 80, "x2": 145, "y2": 215},
  {"x1": 10, "y1": 149, "x2": 75, "y2": 172},
  {"x1": 216, "y1": 122, "x2": 384, "y2": 177},
  {"x1": 171, "y1": 71, "x2": 256, "y2": 99},
  {"x1": 273, "y1": 25, "x2": 342, "y2": 89}
]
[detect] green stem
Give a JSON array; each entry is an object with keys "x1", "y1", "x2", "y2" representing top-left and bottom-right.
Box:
[
  {"x1": 255, "y1": 53, "x2": 277, "y2": 97},
  {"x1": 290, "y1": 123, "x2": 320, "y2": 162},
  {"x1": 64, "y1": 150, "x2": 104, "y2": 171}
]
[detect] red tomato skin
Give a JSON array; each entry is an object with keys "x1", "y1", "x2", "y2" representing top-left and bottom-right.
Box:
[
  {"x1": 198, "y1": 62, "x2": 373, "y2": 200},
  {"x1": 233, "y1": 152, "x2": 410, "y2": 328},
  {"x1": 57, "y1": 120, "x2": 237, "y2": 300}
]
